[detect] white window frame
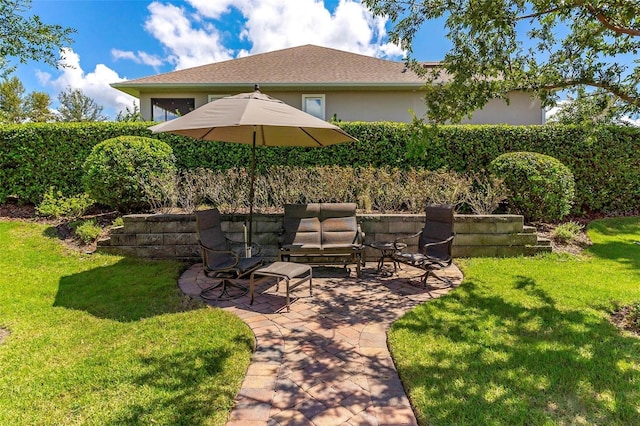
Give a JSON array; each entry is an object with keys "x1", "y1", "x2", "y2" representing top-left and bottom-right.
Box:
[
  {"x1": 208, "y1": 94, "x2": 230, "y2": 102},
  {"x1": 302, "y1": 94, "x2": 326, "y2": 120}
]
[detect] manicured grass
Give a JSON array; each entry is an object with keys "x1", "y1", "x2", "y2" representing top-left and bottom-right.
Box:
[
  {"x1": 389, "y1": 217, "x2": 640, "y2": 425},
  {"x1": 0, "y1": 221, "x2": 253, "y2": 425}
]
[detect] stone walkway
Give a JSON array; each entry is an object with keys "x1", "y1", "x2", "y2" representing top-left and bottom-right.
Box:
[{"x1": 178, "y1": 262, "x2": 463, "y2": 426}]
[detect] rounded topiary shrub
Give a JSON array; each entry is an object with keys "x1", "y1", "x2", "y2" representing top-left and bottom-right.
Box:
[
  {"x1": 490, "y1": 151, "x2": 575, "y2": 222},
  {"x1": 83, "y1": 136, "x2": 176, "y2": 212}
]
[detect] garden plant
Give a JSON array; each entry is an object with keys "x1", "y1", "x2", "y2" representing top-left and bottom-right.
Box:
[
  {"x1": 82, "y1": 135, "x2": 176, "y2": 212},
  {"x1": 490, "y1": 151, "x2": 575, "y2": 222},
  {"x1": 1, "y1": 122, "x2": 639, "y2": 215}
]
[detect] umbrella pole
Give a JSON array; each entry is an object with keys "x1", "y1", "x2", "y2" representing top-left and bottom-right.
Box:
[{"x1": 247, "y1": 130, "x2": 256, "y2": 257}]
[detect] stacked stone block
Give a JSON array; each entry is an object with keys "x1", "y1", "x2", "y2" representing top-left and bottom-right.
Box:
[{"x1": 98, "y1": 212, "x2": 551, "y2": 261}]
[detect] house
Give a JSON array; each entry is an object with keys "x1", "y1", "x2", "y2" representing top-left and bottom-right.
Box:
[{"x1": 111, "y1": 44, "x2": 544, "y2": 125}]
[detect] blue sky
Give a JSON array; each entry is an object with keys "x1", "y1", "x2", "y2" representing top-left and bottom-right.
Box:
[
  {"x1": 13, "y1": 0, "x2": 450, "y2": 119},
  {"x1": 11, "y1": 1, "x2": 640, "y2": 124}
]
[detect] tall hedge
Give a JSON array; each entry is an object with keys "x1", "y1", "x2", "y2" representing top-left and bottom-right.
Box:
[
  {"x1": 0, "y1": 122, "x2": 154, "y2": 205},
  {"x1": 0, "y1": 121, "x2": 638, "y2": 215}
]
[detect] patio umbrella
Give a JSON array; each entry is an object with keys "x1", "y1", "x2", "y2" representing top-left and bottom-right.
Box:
[{"x1": 149, "y1": 86, "x2": 357, "y2": 254}]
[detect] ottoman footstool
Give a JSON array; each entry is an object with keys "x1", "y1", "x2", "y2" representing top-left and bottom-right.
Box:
[{"x1": 250, "y1": 262, "x2": 313, "y2": 312}]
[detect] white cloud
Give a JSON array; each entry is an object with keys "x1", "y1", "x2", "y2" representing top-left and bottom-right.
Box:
[
  {"x1": 137, "y1": 51, "x2": 165, "y2": 68},
  {"x1": 36, "y1": 48, "x2": 137, "y2": 118},
  {"x1": 621, "y1": 116, "x2": 640, "y2": 127},
  {"x1": 545, "y1": 100, "x2": 640, "y2": 126},
  {"x1": 112, "y1": 49, "x2": 164, "y2": 68},
  {"x1": 111, "y1": 49, "x2": 138, "y2": 62},
  {"x1": 182, "y1": 0, "x2": 236, "y2": 18},
  {"x1": 544, "y1": 102, "x2": 565, "y2": 121},
  {"x1": 33, "y1": 1, "x2": 404, "y2": 119},
  {"x1": 141, "y1": 0, "x2": 403, "y2": 70},
  {"x1": 144, "y1": 2, "x2": 234, "y2": 70}
]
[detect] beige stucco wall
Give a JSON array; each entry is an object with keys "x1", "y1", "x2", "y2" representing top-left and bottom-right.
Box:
[
  {"x1": 462, "y1": 92, "x2": 544, "y2": 125},
  {"x1": 139, "y1": 89, "x2": 543, "y2": 125}
]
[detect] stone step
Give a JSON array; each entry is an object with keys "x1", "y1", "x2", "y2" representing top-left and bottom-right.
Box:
[
  {"x1": 453, "y1": 232, "x2": 538, "y2": 247},
  {"x1": 536, "y1": 237, "x2": 552, "y2": 246},
  {"x1": 96, "y1": 237, "x2": 111, "y2": 247},
  {"x1": 524, "y1": 244, "x2": 553, "y2": 255}
]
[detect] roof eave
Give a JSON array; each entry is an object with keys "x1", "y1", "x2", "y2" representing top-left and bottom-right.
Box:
[
  {"x1": 109, "y1": 83, "x2": 140, "y2": 97},
  {"x1": 110, "y1": 81, "x2": 426, "y2": 97}
]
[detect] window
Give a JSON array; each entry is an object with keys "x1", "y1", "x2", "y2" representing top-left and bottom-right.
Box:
[
  {"x1": 208, "y1": 94, "x2": 229, "y2": 103},
  {"x1": 151, "y1": 98, "x2": 195, "y2": 121},
  {"x1": 302, "y1": 94, "x2": 325, "y2": 120}
]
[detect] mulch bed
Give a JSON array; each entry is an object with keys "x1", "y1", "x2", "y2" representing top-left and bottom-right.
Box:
[
  {"x1": 0, "y1": 202, "x2": 37, "y2": 220},
  {"x1": 0, "y1": 201, "x2": 118, "y2": 252},
  {"x1": 534, "y1": 221, "x2": 593, "y2": 255},
  {"x1": 610, "y1": 305, "x2": 640, "y2": 337}
]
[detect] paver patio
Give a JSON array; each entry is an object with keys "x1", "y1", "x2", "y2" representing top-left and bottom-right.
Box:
[{"x1": 178, "y1": 261, "x2": 463, "y2": 426}]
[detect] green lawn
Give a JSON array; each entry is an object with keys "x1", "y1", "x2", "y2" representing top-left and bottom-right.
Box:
[
  {"x1": 390, "y1": 217, "x2": 640, "y2": 425},
  {"x1": 3, "y1": 217, "x2": 639, "y2": 425},
  {"x1": 0, "y1": 221, "x2": 253, "y2": 425}
]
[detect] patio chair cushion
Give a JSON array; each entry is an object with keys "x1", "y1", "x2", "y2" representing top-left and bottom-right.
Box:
[
  {"x1": 279, "y1": 202, "x2": 364, "y2": 277},
  {"x1": 320, "y1": 203, "x2": 360, "y2": 247},
  {"x1": 205, "y1": 254, "x2": 263, "y2": 273},
  {"x1": 235, "y1": 256, "x2": 264, "y2": 274},
  {"x1": 195, "y1": 208, "x2": 228, "y2": 251},
  {"x1": 195, "y1": 208, "x2": 264, "y2": 276},
  {"x1": 282, "y1": 203, "x2": 322, "y2": 249},
  {"x1": 419, "y1": 205, "x2": 456, "y2": 259}
]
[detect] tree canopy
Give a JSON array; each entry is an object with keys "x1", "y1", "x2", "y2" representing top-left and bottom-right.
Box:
[
  {"x1": 24, "y1": 91, "x2": 54, "y2": 122},
  {"x1": 0, "y1": 76, "x2": 54, "y2": 123},
  {"x1": 56, "y1": 87, "x2": 106, "y2": 122},
  {"x1": 116, "y1": 102, "x2": 144, "y2": 122},
  {"x1": 0, "y1": 76, "x2": 25, "y2": 122},
  {"x1": 364, "y1": 0, "x2": 640, "y2": 123},
  {"x1": 547, "y1": 87, "x2": 631, "y2": 126},
  {"x1": 0, "y1": 0, "x2": 75, "y2": 76}
]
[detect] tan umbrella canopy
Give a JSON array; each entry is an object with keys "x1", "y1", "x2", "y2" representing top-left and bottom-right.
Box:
[{"x1": 149, "y1": 87, "x2": 358, "y2": 252}]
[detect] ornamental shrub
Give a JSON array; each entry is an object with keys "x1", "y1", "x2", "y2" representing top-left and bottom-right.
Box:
[
  {"x1": 111, "y1": 216, "x2": 124, "y2": 228},
  {"x1": 71, "y1": 219, "x2": 102, "y2": 244},
  {"x1": 490, "y1": 152, "x2": 575, "y2": 222},
  {"x1": 552, "y1": 221, "x2": 583, "y2": 243},
  {"x1": 82, "y1": 136, "x2": 176, "y2": 212},
  {"x1": 36, "y1": 188, "x2": 94, "y2": 219},
  {"x1": 464, "y1": 173, "x2": 510, "y2": 215},
  {"x1": 2, "y1": 122, "x2": 639, "y2": 215}
]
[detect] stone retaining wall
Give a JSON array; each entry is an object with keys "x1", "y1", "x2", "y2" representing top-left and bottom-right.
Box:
[{"x1": 98, "y1": 212, "x2": 551, "y2": 261}]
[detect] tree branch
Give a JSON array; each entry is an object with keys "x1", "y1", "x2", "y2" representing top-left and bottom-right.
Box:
[
  {"x1": 585, "y1": 4, "x2": 640, "y2": 37},
  {"x1": 530, "y1": 80, "x2": 640, "y2": 107},
  {"x1": 516, "y1": 6, "x2": 564, "y2": 21},
  {"x1": 516, "y1": 3, "x2": 640, "y2": 37}
]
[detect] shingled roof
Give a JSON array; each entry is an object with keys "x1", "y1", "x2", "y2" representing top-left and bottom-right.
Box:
[{"x1": 112, "y1": 44, "x2": 440, "y2": 97}]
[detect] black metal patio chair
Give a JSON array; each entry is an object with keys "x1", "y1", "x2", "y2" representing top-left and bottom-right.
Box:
[
  {"x1": 392, "y1": 204, "x2": 455, "y2": 286},
  {"x1": 195, "y1": 208, "x2": 263, "y2": 300}
]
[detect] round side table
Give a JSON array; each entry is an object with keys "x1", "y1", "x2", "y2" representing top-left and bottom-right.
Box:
[{"x1": 367, "y1": 241, "x2": 407, "y2": 274}]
